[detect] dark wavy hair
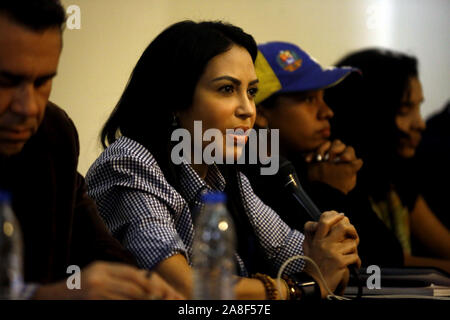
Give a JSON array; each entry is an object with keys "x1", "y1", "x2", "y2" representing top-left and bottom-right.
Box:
[
  {"x1": 101, "y1": 20, "x2": 256, "y2": 185},
  {"x1": 325, "y1": 48, "x2": 419, "y2": 199},
  {"x1": 101, "y1": 20, "x2": 263, "y2": 274},
  {"x1": 0, "y1": 0, "x2": 66, "y2": 31}
]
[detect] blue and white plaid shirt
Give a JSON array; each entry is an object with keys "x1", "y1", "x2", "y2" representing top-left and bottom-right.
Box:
[{"x1": 86, "y1": 136, "x2": 305, "y2": 276}]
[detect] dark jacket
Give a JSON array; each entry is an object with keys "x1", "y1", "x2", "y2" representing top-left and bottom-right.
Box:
[{"x1": 0, "y1": 103, "x2": 135, "y2": 284}]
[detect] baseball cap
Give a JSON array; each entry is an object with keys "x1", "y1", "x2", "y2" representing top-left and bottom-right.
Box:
[{"x1": 255, "y1": 41, "x2": 358, "y2": 104}]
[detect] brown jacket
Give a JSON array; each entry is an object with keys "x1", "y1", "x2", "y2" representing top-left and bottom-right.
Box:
[{"x1": 0, "y1": 102, "x2": 135, "y2": 284}]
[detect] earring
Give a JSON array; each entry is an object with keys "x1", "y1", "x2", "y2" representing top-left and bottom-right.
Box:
[{"x1": 171, "y1": 114, "x2": 179, "y2": 127}]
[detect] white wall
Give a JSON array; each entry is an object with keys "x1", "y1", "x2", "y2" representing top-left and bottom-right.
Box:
[{"x1": 50, "y1": 0, "x2": 450, "y2": 175}]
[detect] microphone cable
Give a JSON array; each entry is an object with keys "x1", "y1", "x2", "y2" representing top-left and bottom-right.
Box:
[
  {"x1": 279, "y1": 158, "x2": 363, "y2": 299},
  {"x1": 276, "y1": 255, "x2": 351, "y2": 300}
]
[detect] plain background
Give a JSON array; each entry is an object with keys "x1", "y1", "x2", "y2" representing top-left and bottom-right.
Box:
[{"x1": 50, "y1": 0, "x2": 450, "y2": 175}]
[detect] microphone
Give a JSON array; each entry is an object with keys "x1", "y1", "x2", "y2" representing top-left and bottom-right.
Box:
[
  {"x1": 277, "y1": 157, "x2": 363, "y2": 298},
  {"x1": 278, "y1": 157, "x2": 322, "y2": 222}
]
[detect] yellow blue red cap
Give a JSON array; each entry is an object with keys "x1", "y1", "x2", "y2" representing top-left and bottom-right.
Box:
[{"x1": 255, "y1": 41, "x2": 358, "y2": 104}]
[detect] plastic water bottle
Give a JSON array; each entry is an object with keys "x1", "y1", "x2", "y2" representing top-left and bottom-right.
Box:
[
  {"x1": 0, "y1": 190, "x2": 24, "y2": 299},
  {"x1": 192, "y1": 191, "x2": 236, "y2": 300}
]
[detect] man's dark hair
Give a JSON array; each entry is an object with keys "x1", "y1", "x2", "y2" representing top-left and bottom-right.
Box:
[{"x1": 0, "y1": 0, "x2": 66, "y2": 31}]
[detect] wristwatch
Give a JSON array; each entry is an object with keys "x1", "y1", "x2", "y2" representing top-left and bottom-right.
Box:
[{"x1": 288, "y1": 272, "x2": 321, "y2": 300}]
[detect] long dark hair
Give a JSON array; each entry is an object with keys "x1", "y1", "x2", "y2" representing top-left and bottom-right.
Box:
[
  {"x1": 325, "y1": 48, "x2": 419, "y2": 200},
  {"x1": 101, "y1": 20, "x2": 257, "y2": 186},
  {"x1": 101, "y1": 21, "x2": 261, "y2": 272}
]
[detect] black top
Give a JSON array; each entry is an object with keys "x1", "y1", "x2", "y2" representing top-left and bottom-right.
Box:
[
  {"x1": 415, "y1": 103, "x2": 450, "y2": 229},
  {"x1": 0, "y1": 103, "x2": 135, "y2": 284},
  {"x1": 406, "y1": 103, "x2": 450, "y2": 256},
  {"x1": 242, "y1": 157, "x2": 405, "y2": 268}
]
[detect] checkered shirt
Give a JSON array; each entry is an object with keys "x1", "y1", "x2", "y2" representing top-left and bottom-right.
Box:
[{"x1": 86, "y1": 136, "x2": 306, "y2": 276}]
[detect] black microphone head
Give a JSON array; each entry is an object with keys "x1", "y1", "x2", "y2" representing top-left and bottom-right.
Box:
[
  {"x1": 278, "y1": 156, "x2": 294, "y2": 173},
  {"x1": 277, "y1": 156, "x2": 322, "y2": 221}
]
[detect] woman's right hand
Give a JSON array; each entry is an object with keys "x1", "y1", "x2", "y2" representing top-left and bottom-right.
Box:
[{"x1": 302, "y1": 211, "x2": 361, "y2": 297}]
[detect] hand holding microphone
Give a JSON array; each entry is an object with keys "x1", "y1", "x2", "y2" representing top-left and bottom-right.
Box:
[
  {"x1": 278, "y1": 157, "x2": 362, "y2": 297},
  {"x1": 303, "y1": 211, "x2": 361, "y2": 297}
]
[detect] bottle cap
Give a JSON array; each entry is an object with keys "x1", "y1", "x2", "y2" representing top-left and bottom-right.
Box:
[
  {"x1": 201, "y1": 191, "x2": 227, "y2": 204},
  {"x1": 0, "y1": 190, "x2": 12, "y2": 203}
]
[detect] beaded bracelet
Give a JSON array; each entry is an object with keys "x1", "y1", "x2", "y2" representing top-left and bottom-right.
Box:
[{"x1": 252, "y1": 273, "x2": 278, "y2": 300}]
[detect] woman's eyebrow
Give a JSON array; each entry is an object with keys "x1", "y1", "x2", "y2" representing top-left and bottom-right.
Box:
[
  {"x1": 211, "y1": 76, "x2": 259, "y2": 86},
  {"x1": 211, "y1": 76, "x2": 241, "y2": 85}
]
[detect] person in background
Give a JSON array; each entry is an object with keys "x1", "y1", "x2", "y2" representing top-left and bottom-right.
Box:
[
  {"x1": 325, "y1": 48, "x2": 450, "y2": 273},
  {"x1": 243, "y1": 41, "x2": 404, "y2": 268},
  {"x1": 415, "y1": 102, "x2": 450, "y2": 234},
  {"x1": 86, "y1": 20, "x2": 361, "y2": 300},
  {"x1": 0, "y1": 0, "x2": 182, "y2": 299}
]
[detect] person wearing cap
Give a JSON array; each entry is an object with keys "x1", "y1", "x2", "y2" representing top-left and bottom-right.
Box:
[
  {"x1": 253, "y1": 41, "x2": 362, "y2": 196},
  {"x1": 242, "y1": 41, "x2": 405, "y2": 267},
  {"x1": 0, "y1": 0, "x2": 183, "y2": 299}
]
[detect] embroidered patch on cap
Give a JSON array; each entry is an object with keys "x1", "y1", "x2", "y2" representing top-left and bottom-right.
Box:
[{"x1": 276, "y1": 50, "x2": 302, "y2": 72}]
